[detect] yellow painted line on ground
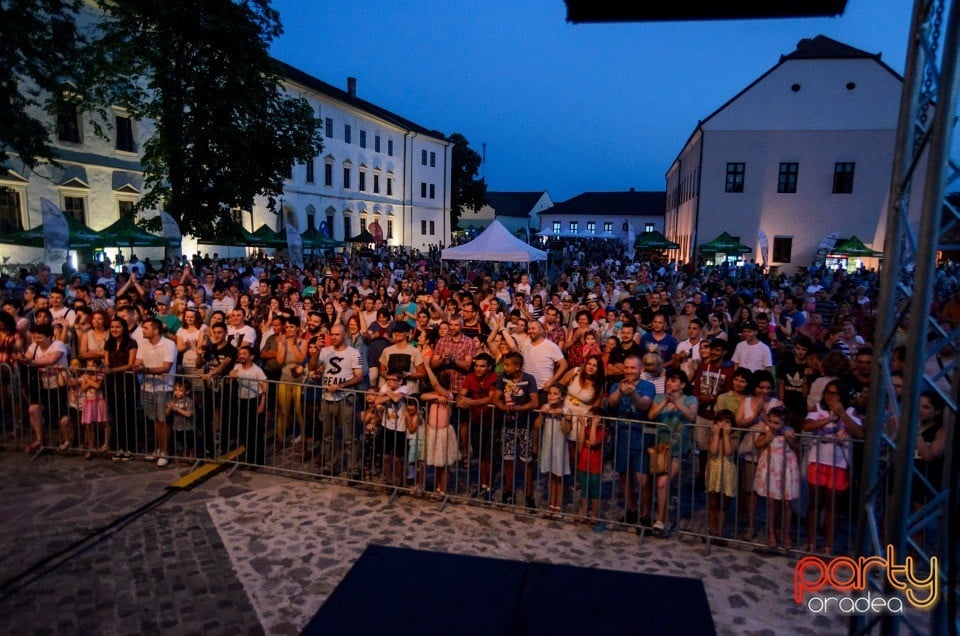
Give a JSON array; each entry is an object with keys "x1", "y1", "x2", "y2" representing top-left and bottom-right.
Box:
[{"x1": 167, "y1": 446, "x2": 246, "y2": 491}]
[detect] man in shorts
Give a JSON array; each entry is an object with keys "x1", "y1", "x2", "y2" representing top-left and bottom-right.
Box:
[
  {"x1": 492, "y1": 351, "x2": 539, "y2": 508},
  {"x1": 135, "y1": 317, "x2": 179, "y2": 466},
  {"x1": 604, "y1": 354, "x2": 655, "y2": 526}
]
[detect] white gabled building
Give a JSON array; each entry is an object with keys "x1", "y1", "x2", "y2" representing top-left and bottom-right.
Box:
[
  {"x1": 538, "y1": 190, "x2": 665, "y2": 244},
  {"x1": 664, "y1": 35, "x2": 927, "y2": 272}
]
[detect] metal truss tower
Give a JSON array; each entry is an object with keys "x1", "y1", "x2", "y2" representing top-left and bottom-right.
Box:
[{"x1": 855, "y1": 1, "x2": 959, "y2": 634}]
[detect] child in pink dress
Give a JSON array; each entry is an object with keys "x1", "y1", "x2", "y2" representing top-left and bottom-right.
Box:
[
  {"x1": 753, "y1": 406, "x2": 800, "y2": 549},
  {"x1": 80, "y1": 359, "x2": 109, "y2": 458}
]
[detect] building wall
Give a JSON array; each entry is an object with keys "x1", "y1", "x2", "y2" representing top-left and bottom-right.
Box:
[
  {"x1": 242, "y1": 80, "x2": 452, "y2": 254},
  {"x1": 665, "y1": 54, "x2": 927, "y2": 272},
  {"x1": 6, "y1": 3, "x2": 451, "y2": 263},
  {"x1": 538, "y1": 213, "x2": 663, "y2": 240}
]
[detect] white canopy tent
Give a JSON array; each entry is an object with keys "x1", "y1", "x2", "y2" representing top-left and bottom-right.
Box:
[{"x1": 441, "y1": 220, "x2": 547, "y2": 263}]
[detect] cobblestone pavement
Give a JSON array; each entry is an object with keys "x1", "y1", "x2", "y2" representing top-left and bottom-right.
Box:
[{"x1": 0, "y1": 450, "x2": 848, "y2": 635}]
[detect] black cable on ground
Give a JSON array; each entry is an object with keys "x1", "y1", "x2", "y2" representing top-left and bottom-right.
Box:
[{"x1": 0, "y1": 489, "x2": 177, "y2": 601}]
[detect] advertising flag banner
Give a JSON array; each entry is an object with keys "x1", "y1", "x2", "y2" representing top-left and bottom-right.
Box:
[
  {"x1": 285, "y1": 209, "x2": 304, "y2": 269},
  {"x1": 757, "y1": 228, "x2": 769, "y2": 265},
  {"x1": 41, "y1": 197, "x2": 70, "y2": 272}
]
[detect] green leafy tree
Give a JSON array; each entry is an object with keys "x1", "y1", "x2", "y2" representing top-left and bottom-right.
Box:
[
  {"x1": 0, "y1": 0, "x2": 84, "y2": 169},
  {"x1": 84, "y1": 0, "x2": 322, "y2": 238},
  {"x1": 449, "y1": 132, "x2": 486, "y2": 231}
]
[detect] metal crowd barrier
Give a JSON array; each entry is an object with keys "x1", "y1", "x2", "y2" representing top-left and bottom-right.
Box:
[{"x1": 2, "y1": 361, "x2": 924, "y2": 558}]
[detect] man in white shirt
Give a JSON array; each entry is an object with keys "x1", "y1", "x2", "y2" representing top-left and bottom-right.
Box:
[
  {"x1": 226, "y1": 309, "x2": 257, "y2": 349},
  {"x1": 675, "y1": 318, "x2": 704, "y2": 380},
  {"x1": 135, "y1": 317, "x2": 179, "y2": 466},
  {"x1": 210, "y1": 285, "x2": 236, "y2": 314},
  {"x1": 229, "y1": 345, "x2": 268, "y2": 465},
  {"x1": 731, "y1": 321, "x2": 773, "y2": 373},
  {"x1": 48, "y1": 288, "x2": 76, "y2": 328},
  {"x1": 506, "y1": 319, "x2": 567, "y2": 402}
]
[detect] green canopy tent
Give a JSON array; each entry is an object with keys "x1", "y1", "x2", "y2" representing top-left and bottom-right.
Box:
[
  {"x1": 346, "y1": 227, "x2": 376, "y2": 243},
  {"x1": 98, "y1": 214, "x2": 179, "y2": 248},
  {"x1": 196, "y1": 219, "x2": 260, "y2": 247},
  {"x1": 301, "y1": 226, "x2": 345, "y2": 249},
  {"x1": 0, "y1": 213, "x2": 107, "y2": 248},
  {"x1": 250, "y1": 224, "x2": 287, "y2": 249},
  {"x1": 697, "y1": 231, "x2": 752, "y2": 254},
  {"x1": 634, "y1": 230, "x2": 680, "y2": 250},
  {"x1": 829, "y1": 235, "x2": 881, "y2": 257}
]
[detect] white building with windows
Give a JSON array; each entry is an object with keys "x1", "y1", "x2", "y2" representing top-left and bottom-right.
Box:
[
  {"x1": 247, "y1": 63, "x2": 452, "y2": 254},
  {"x1": 664, "y1": 35, "x2": 927, "y2": 272},
  {"x1": 538, "y1": 190, "x2": 665, "y2": 244},
  {"x1": 462, "y1": 191, "x2": 553, "y2": 235},
  {"x1": 2, "y1": 9, "x2": 452, "y2": 266}
]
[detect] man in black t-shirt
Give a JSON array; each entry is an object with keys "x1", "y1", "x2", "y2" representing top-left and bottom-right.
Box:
[
  {"x1": 199, "y1": 322, "x2": 238, "y2": 457},
  {"x1": 776, "y1": 336, "x2": 814, "y2": 428},
  {"x1": 605, "y1": 322, "x2": 645, "y2": 391}
]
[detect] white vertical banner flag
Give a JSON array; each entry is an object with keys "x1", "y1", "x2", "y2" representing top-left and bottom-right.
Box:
[
  {"x1": 757, "y1": 228, "x2": 769, "y2": 265},
  {"x1": 285, "y1": 209, "x2": 303, "y2": 269},
  {"x1": 625, "y1": 222, "x2": 636, "y2": 252},
  {"x1": 41, "y1": 197, "x2": 70, "y2": 272}
]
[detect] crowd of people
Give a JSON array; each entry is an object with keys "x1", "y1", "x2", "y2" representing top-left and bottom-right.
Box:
[{"x1": 0, "y1": 245, "x2": 955, "y2": 550}]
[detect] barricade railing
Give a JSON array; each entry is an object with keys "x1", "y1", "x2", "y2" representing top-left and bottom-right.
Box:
[{"x1": 3, "y1": 363, "x2": 917, "y2": 558}]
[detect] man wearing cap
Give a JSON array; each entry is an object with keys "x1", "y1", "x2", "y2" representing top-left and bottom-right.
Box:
[
  {"x1": 154, "y1": 295, "x2": 181, "y2": 337},
  {"x1": 731, "y1": 321, "x2": 773, "y2": 373},
  {"x1": 378, "y1": 321, "x2": 425, "y2": 394}
]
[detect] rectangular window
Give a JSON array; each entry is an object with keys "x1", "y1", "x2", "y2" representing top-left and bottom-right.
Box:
[
  {"x1": 552, "y1": 221, "x2": 561, "y2": 233},
  {"x1": 387, "y1": 177, "x2": 393, "y2": 196},
  {"x1": 429, "y1": 184, "x2": 435, "y2": 199},
  {"x1": 569, "y1": 221, "x2": 578, "y2": 234},
  {"x1": 326, "y1": 214, "x2": 334, "y2": 237},
  {"x1": 56, "y1": 100, "x2": 81, "y2": 144},
  {"x1": 586, "y1": 221, "x2": 595, "y2": 234},
  {"x1": 115, "y1": 115, "x2": 135, "y2": 152},
  {"x1": 387, "y1": 139, "x2": 394, "y2": 156},
  {"x1": 430, "y1": 151, "x2": 436, "y2": 167},
  {"x1": 325, "y1": 117, "x2": 333, "y2": 138},
  {"x1": 778, "y1": 162, "x2": 798, "y2": 193},
  {"x1": 421, "y1": 150, "x2": 428, "y2": 165},
  {"x1": 117, "y1": 199, "x2": 135, "y2": 217},
  {"x1": 286, "y1": 164, "x2": 293, "y2": 180},
  {"x1": 344, "y1": 124, "x2": 352, "y2": 144},
  {"x1": 644, "y1": 222, "x2": 655, "y2": 233},
  {"x1": 421, "y1": 220, "x2": 427, "y2": 235},
  {"x1": 324, "y1": 163, "x2": 332, "y2": 186},
  {"x1": 63, "y1": 195, "x2": 85, "y2": 223},
  {"x1": 343, "y1": 167, "x2": 351, "y2": 189},
  {"x1": 375, "y1": 135, "x2": 381, "y2": 152},
  {"x1": 420, "y1": 182, "x2": 427, "y2": 198},
  {"x1": 373, "y1": 174, "x2": 380, "y2": 193},
  {"x1": 603, "y1": 221, "x2": 612, "y2": 232},
  {"x1": 305, "y1": 158, "x2": 315, "y2": 183},
  {"x1": 833, "y1": 162, "x2": 855, "y2": 194},
  {"x1": 359, "y1": 130, "x2": 366, "y2": 148},
  {"x1": 344, "y1": 216, "x2": 351, "y2": 238},
  {"x1": 387, "y1": 219, "x2": 393, "y2": 239},
  {"x1": 306, "y1": 212, "x2": 315, "y2": 230},
  {"x1": 0, "y1": 188, "x2": 24, "y2": 234},
  {"x1": 358, "y1": 171, "x2": 366, "y2": 192},
  {"x1": 429, "y1": 221, "x2": 435, "y2": 235},
  {"x1": 725, "y1": 162, "x2": 745, "y2": 193},
  {"x1": 772, "y1": 236, "x2": 793, "y2": 263}
]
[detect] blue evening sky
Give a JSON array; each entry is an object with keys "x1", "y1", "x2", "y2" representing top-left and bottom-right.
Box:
[{"x1": 268, "y1": 0, "x2": 916, "y2": 203}]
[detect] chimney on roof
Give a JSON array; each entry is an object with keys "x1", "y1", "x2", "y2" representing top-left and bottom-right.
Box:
[{"x1": 347, "y1": 77, "x2": 357, "y2": 97}]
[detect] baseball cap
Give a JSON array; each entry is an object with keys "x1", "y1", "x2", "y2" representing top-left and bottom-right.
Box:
[
  {"x1": 156, "y1": 295, "x2": 171, "y2": 306},
  {"x1": 708, "y1": 338, "x2": 728, "y2": 350},
  {"x1": 741, "y1": 320, "x2": 758, "y2": 332},
  {"x1": 389, "y1": 321, "x2": 411, "y2": 334}
]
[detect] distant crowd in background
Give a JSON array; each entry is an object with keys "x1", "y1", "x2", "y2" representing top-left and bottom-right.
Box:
[{"x1": 0, "y1": 243, "x2": 956, "y2": 549}]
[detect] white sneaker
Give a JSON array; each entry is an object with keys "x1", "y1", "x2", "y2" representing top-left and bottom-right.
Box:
[
  {"x1": 156, "y1": 455, "x2": 169, "y2": 467},
  {"x1": 652, "y1": 520, "x2": 665, "y2": 531}
]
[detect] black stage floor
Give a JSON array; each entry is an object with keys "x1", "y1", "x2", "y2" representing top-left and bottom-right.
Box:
[{"x1": 303, "y1": 544, "x2": 716, "y2": 635}]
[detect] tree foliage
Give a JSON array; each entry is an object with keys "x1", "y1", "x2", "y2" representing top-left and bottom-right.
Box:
[
  {"x1": 84, "y1": 0, "x2": 323, "y2": 239},
  {"x1": 0, "y1": 0, "x2": 84, "y2": 169},
  {"x1": 449, "y1": 132, "x2": 487, "y2": 231}
]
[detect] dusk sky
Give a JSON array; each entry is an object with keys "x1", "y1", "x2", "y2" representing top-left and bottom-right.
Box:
[{"x1": 269, "y1": 0, "x2": 917, "y2": 203}]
